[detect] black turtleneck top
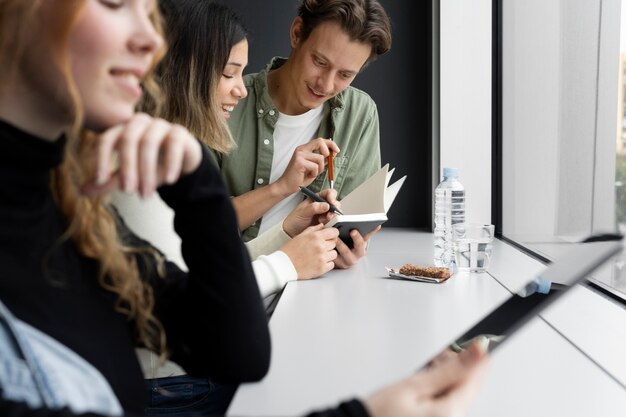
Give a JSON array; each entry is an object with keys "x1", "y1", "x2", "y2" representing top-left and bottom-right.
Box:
[{"x1": 0, "y1": 119, "x2": 271, "y2": 415}]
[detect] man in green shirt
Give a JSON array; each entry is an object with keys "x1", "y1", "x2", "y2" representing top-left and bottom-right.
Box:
[{"x1": 215, "y1": 0, "x2": 392, "y2": 268}]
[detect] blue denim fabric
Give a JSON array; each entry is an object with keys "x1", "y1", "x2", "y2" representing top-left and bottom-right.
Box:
[
  {"x1": 0, "y1": 321, "x2": 42, "y2": 408},
  {"x1": 145, "y1": 375, "x2": 237, "y2": 417},
  {"x1": 0, "y1": 299, "x2": 123, "y2": 416}
]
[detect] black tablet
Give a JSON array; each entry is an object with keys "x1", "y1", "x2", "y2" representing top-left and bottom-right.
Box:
[{"x1": 433, "y1": 239, "x2": 623, "y2": 357}]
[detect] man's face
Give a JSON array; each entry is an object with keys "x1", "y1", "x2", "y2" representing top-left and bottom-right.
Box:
[{"x1": 284, "y1": 18, "x2": 372, "y2": 115}]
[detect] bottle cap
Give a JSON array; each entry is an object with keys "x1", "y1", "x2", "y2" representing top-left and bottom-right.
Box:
[
  {"x1": 443, "y1": 167, "x2": 459, "y2": 178},
  {"x1": 534, "y1": 276, "x2": 552, "y2": 294}
]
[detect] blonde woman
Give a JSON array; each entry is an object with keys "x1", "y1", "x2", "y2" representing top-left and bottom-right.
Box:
[
  {"x1": 0, "y1": 0, "x2": 488, "y2": 416},
  {"x1": 0, "y1": 0, "x2": 269, "y2": 414}
]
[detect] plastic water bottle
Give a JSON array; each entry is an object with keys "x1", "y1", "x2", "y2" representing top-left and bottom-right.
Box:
[{"x1": 434, "y1": 167, "x2": 465, "y2": 267}]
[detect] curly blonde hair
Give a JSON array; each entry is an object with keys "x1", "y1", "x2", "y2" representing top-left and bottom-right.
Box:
[{"x1": 0, "y1": 0, "x2": 168, "y2": 356}]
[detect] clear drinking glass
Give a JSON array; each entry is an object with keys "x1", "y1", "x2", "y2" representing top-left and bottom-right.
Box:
[{"x1": 452, "y1": 223, "x2": 495, "y2": 273}]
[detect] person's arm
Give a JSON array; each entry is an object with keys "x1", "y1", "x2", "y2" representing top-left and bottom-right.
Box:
[
  {"x1": 153, "y1": 146, "x2": 271, "y2": 382},
  {"x1": 232, "y1": 139, "x2": 340, "y2": 230},
  {"x1": 308, "y1": 187, "x2": 379, "y2": 270},
  {"x1": 84, "y1": 114, "x2": 270, "y2": 383},
  {"x1": 248, "y1": 225, "x2": 339, "y2": 298},
  {"x1": 363, "y1": 342, "x2": 488, "y2": 417},
  {"x1": 245, "y1": 222, "x2": 292, "y2": 260},
  {"x1": 232, "y1": 182, "x2": 293, "y2": 231},
  {"x1": 252, "y1": 251, "x2": 297, "y2": 298},
  {"x1": 245, "y1": 189, "x2": 338, "y2": 260}
]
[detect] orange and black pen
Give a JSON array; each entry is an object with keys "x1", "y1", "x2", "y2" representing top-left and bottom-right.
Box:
[{"x1": 328, "y1": 152, "x2": 335, "y2": 190}]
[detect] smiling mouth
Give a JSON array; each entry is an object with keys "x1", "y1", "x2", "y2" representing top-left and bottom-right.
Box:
[
  {"x1": 110, "y1": 69, "x2": 143, "y2": 98},
  {"x1": 308, "y1": 85, "x2": 328, "y2": 98},
  {"x1": 111, "y1": 69, "x2": 142, "y2": 84},
  {"x1": 221, "y1": 105, "x2": 236, "y2": 119}
]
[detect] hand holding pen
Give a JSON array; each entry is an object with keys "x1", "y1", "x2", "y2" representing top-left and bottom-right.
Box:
[
  {"x1": 299, "y1": 186, "x2": 344, "y2": 215},
  {"x1": 274, "y1": 139, "x2": 340, "y2": 196},
  {"x1": 283, "y1": 188, "x2": 343, "y2": 237}
]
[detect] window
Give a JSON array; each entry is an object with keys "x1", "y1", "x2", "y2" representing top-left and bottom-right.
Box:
[{"x1": 495, "y1": 0, "x2": 626, "y2": 301}]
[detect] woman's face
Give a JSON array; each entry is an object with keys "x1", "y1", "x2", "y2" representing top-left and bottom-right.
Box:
[
  {"x1": 216, "y1": 39, "x2": 248, "y2": 120},
  {"x1": 22, "y1": 0, "x2": 163, "y2": 132}
]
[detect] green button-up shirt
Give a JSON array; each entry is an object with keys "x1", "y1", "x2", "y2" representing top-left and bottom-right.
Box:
[{"x1": 215, "y1": 57, "x2": 381, "y2": 241}]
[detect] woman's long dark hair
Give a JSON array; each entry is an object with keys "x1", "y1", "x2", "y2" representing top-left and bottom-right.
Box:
[{"x1": 146, "y1": 0, "x2": 248, "y2": 154}]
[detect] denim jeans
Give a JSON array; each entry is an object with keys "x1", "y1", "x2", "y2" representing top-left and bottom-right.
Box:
[
  {"x1": 0, "y1": 299, "x2": 122, "y2": 415},
  {"x1": 145, "y1": 375, "x2": 238, "y2": 417}
]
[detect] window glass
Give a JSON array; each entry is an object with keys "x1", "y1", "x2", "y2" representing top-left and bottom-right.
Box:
[{"x1": 500, "y1": 0, "x2": 625, "y2": 299}]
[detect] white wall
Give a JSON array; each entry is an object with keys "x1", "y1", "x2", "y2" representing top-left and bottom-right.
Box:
[{"x1": 440, "y1": 0, "x2": 492, "y2": 225}]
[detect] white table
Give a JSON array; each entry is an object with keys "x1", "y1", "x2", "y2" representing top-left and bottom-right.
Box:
[
  {"x1": 228, "y1": 228, "x2": 626, "y2": 416},
  {"x1": 490, "y1": 238, "x2": 626, "y2": 388}
]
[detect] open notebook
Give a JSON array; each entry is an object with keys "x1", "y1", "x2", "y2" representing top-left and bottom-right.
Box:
[{"x1": 326, "y1": 164, "x2": 406, "y2": 247}]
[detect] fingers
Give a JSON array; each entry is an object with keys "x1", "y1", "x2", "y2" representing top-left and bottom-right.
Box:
[
  {"x1": 294, "y1": 138, "x2": 341, "y2": 179},
  {"x1": 96, "y1": 124, "x2": 125, "y2": 186},
  {"x1": 318, "y1": 188, "x2": 339, "y2": 207},
  {"x1": 88, "y1": 113, "x2": 202, "y2": 198},
  {"x1": 334, "y1": 235, "x2": 357, "y2": 268},
  {"x1": 291, "y1": 147, "x2": 325, "y2": 170},
  {"x1": 280, "y1": 149, "x2": 325, "y2": 193},
  {"x1": 302, "y1": 137, "x2": 340, "y2": 157},
  {"x1": 283, "y1": 198, "x2": 334, "y2": 238},
  {"x1": 362, "y1": 225, "x2": 381, "y2": 241},
  {"x1": 363, "y1": 343, "x2": 488, "y2": 417},
  {"x1": 136, "y1": 117, "x2": 169, "y2": 195},
  {"x1": 307, "y1": 189, "x2": 339, "y2": 225},
  {"x1": 328, "y1": 140, "x2": 340, "y2": 155},
  {"x1": 426, "y1": 348, "x2": 459, "y2": 369},
  {"x1": 302, "y1": 223, "x2": 339, "y2": 240},
  {"x1": 350, "y1": 230, "x2": 367, "y2": 255},
  {"x1": 333, "y1": 226, "x2": 381, "y2": 269},
  {"x1": 279, "y1": 139, "x2": 340, "y2": 194},
  {"x1": 283, "y1": 225, "x2": 339, "y2": 279},
  {"x1": 81, "y1": 174, "x2": 121, "y2": 198},
  {"x1": 417, "y1": 341, "x2": 488, "y2": 398},
  {"x1": 334, "y1": 235, "x2": 351, "y2": 255},
  {"x1": 303, "y1": 201, "x2": 332, "y2": 218},
  {"x1": 429, "y1": 343, "x2": 490, "y2": 416},
  {"x1": 155, "y1": 124, "x2": 183, "y2": 185},
  {"x1": 179, "y1": 126, "x2": 203, "y2": 176},
  {"x1": 300, "y1": 223, "x2": 325, "y2": 235}
]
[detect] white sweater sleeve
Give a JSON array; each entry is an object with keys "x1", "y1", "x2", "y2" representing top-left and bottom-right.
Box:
[
  {"x1": 245, "y1": 221, "x2": 292, "y2": 260},
  {"x1": 252, "y1": 251, "x2": 298, "y2": 298},
  {"x1": 245, "y1": 222, "x2": 297, "y2": 298}
]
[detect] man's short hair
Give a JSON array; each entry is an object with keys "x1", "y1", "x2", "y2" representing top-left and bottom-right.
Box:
[{"x1": 297, "y1": 0, "x2": 392, "y2": 64}]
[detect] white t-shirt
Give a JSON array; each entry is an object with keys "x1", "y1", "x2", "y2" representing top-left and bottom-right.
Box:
[{"x1": 258, "y1": 105, "x2": 324, "y2": 234}]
